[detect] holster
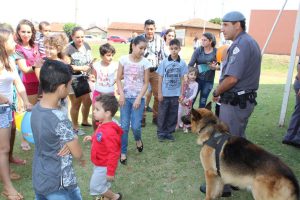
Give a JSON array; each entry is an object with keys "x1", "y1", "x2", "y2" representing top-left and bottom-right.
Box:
[{"x1": 220, "y1": 91, "x2": 257, "y2": 109}]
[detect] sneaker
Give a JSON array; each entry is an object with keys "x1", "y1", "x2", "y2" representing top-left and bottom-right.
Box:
[
  {"x1": 165, "y1": 134, "x2": 175, "y2": 141},
  {"x1": 200, "y1": 184, "x2": 232, "y2": 197},
  {"x1": 74, "y1": 129, "x2": 86, "y2": 136},
  {"x1": 146, "y1": 106, "x2": 153, "y2": 112}
]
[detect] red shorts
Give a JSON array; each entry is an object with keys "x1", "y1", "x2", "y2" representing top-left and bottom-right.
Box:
[{"x1": 23, "y1": 82, "x2": 39, "y2": 95}]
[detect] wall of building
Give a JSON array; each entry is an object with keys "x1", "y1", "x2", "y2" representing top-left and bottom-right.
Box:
[{"x1": 249, "y1": 10, "x2": 300, "y2": 55}]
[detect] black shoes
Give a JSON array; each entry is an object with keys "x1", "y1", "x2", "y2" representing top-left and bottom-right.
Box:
[
  {"x1": 120, "y1": 157, "x2": 127, "y2": 165},
  {"x1": 136, "y1": 141, "x2": 143, "y2": 152},
  {"x1": 116, "y1": 192, "x2": 122, "y2": 200},
  {"x1": 282, "y1": 140, "x2": 300, "y2": 148},
  {"x1": 200, "y1": 184, "x2": 232, "y2": 197},
  {"x1": 146, "y1": 106, "x2": 153, "y2": 112}
]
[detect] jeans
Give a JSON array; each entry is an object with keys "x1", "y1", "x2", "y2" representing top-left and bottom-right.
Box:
[
  {"x1": 157, "y1": 97, "x2": 179, "y2": 137},
  {"x1": 35, "y1": 186, "x2": 82, "y2": 200},
  {"x1": 120, "y1": 98, "x2": 145, "y2": 154},
  {"x1": 0, "y1": 105, "x2": 12, "y2": 128},
  {"x1": 195, "y1": 79, "x2": 213, "y2": 108}
]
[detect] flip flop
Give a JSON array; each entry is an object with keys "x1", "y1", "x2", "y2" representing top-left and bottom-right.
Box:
[
  {"x1": 9, "y1": 157, "x2": 27, "y2": 165},
  {"x1": 1, "y1": 191, "x2": 23, "y2": 200},
  {"x1": 20, "y1": 143, "x2": 31, "y2": 151}
]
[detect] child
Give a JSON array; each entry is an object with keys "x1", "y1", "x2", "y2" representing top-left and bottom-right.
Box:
[
  {"x1": 156, "y1": 38, "x2": 188, "y2": 141},
  {"x1": 35, "y1": 21, "x2": 51, "y2": 57},
  {"x1": 116, "y1": 36, "x2": 151, "y2": 164},
  {"x1": 31, "y1": 59, "x2": 84, "y2": 199},
  {"x1": 15, "y1": 19, "x2": 40, "y2": 151},
  {"x1": 43, "y1": 33, "x2": 70, "y2": 114},
  {"x1": 83, "y1": 95, "x2": 123, "y2": 200},
  {"x1": 177, "y1": 67, "x2": 198, "y2": 133},
  {"x1": 91, "y1": 43, "x2": 117, "y2": 130},
  {"x1": 0, "y1": 27, "x2": 32, "y2": 200}
]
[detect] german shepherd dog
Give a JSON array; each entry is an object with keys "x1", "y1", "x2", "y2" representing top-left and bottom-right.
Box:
[{"x1": 182, "y1": 103, "x2": 300, "y2": 200}]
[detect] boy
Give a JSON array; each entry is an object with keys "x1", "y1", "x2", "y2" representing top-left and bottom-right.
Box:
[
  {"x1": 156, "y1": 39, "x2": 188, "y2": 141},
  {"x1": 35, "y1": 21, "x2": 51, "y2": 57},
  {"x1": 83, "y1": 95, "x2": 123, "y2": 200},
  {"x1": 31, "y1": 59, "x2": 84, "y2": 199}
]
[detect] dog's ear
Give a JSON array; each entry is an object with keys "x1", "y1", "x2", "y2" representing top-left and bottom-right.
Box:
[
  {"x1": 205, "y1": 102, "x2": 212, "y2": 111},
  {"x1": 191, "y1": 108, "x2": 202, "y2": 121}
]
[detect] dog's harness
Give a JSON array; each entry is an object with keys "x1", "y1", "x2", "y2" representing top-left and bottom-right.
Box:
[{"x1": 203, "y1": 132, "x2": 231, "y2": 177}]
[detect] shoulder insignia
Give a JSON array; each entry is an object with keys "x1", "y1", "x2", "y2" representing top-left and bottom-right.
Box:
[{"x1": 233, "y1": 47, "x2": 240, "y2": 55}]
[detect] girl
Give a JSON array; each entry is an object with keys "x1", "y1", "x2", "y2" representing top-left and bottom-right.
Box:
[
  {"x1": 188, "y1": 32, "x2": 219, "y2": 108},
  {"x1": 91, "y1": 43, "x2": 117, "y2": 130},
  {"x1": 66, "y1": 27, "x2": 94, "y2": 135},
  {"x1": 0, "y1": 28, "x2": 32, "y2": 200},
  {"x1": 15, "y1": 19, "x2": 40, "y2": 151},
  {"x1": 177, "y1": 67, "x2": 198, "y2": 133},
  {"x1": 116, "y1": 36, "x2": 151, "y2": 164},
  {"x1": 43, "y1": 33, "x2": 70, "y2": 114}
]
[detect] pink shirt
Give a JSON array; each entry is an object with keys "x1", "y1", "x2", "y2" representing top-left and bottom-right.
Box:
[{"x1": 15, "y1": 44, "x2": 39, "y2": 83}]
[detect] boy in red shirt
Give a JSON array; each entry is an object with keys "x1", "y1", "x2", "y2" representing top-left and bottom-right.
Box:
[{"x1": 84, "y1": 95, "x2": 123, "y2": 200}]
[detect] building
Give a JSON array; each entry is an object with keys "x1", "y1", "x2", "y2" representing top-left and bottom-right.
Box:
[
  {"x1": 107, "y1": 22, "x2": 144, "y2": 39},
  {"x1": 85, "y1": 26, "x2": 107, "y2": 39},
  {"x1": 249, "y1": 10, "x2": 300, "y2": 55},
  {"x1": 171, "y1": 18, "x2": 221, "y2": 46}
]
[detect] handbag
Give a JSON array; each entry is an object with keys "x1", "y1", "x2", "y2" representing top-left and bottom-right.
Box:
[{"x1": 71, "y1": 74, "x2": 91, "y2": 98}]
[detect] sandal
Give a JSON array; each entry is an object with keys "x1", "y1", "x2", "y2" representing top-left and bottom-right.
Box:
[
  {"x1": 116, "y1": 192, "x2": 123, "y2": 200},
  {"x1": 1, "y1": 191, "x2": 23, "y2": 200},
  {"x1": 20, "y1": 143, "x2": 31, "y2": 151},
  {"x1": 10, "y1": 171, "x2": 21, "y2": 180},
  {"x1": 9, "y1": 157, "x2": 26, "y2": 165},
  {"x1": 120, "y1": 155, "x2": 127, "y2": 165}
]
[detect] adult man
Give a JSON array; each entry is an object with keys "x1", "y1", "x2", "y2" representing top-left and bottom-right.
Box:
[
  {"x1": 140, "y1": 19, "x2": 163, "y2": 126},
  {"x1": 212, "y1": 11, "x2": 261, "y2": 138},
  {"x1": 200, "y1": 11, "x2": 261, "y2": 197},
  {"x1": 282, "y1": 57, "x2": 300, "y2": 148}
]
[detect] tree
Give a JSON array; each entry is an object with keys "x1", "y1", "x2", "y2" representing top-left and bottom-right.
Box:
[
  {"x1": 209, "y1": 18, "x2": 221, "y2": 25},
  {"x1": 63, "y1": 23, "x2": 78, "y2": 41}
]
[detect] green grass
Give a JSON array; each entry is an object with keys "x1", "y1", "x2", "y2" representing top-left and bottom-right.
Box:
[{"x1": 4, "y1": 44, "x2": 300, "y2": 200}]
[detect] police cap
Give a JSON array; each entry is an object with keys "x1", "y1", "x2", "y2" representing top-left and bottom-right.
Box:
[{"x1": 222, "y1": 11, "x2": 246, "y2": 22}]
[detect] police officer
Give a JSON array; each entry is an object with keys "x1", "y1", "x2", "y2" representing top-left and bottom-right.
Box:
[
  {"x1": 200, "y1": 11, "x2": 262, "y2": 197},
  {"x1": 282, "y1": 57, "x2": 300, "y2": 148},
  {"x1": 212, "y1": 11, "x2": 261, "y2": 138}
]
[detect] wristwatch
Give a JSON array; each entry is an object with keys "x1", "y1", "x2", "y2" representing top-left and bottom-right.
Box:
[{"x1": 212, "y1": 90, "x2": 219, "y2": 97}]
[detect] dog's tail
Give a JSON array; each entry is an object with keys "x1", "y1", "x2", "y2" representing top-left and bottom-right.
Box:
[{"x1": 281, "y1": 166, "x2": 300, "y2": 200}]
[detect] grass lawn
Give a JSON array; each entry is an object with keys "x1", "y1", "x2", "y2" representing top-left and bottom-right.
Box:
[{"x1": 3, "y1": 43, "x2": 300, "y2": 200}]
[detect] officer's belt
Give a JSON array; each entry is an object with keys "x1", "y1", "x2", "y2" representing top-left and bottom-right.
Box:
[{"x1": 220, "y1": 90, "x2": 257, "y2": 109}]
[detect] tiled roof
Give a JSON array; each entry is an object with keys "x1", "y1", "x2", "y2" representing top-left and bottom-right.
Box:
[{"x1": 171, "y1": 18, "x2": 221, "y2": 30}]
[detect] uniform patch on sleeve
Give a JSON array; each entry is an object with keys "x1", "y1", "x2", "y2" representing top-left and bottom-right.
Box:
[
  {"x1": 96, "y1": 132, "x2": 103, "y2": 142},
  {"x1": 233, "y1": 47, "x2": 240, "y2": 55}
]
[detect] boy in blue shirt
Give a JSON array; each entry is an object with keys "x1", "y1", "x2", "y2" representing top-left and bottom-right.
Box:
[{"x1": 156, "y1": 39, "x2": 188, "y2": 141}]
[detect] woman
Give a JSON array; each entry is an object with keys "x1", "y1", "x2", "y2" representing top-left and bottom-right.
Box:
[
  {"x1": 15, "y1": 19, "x2": 40, "y2": 151},
  {"x1": 0, "y1": 28, "x2": 32, "y2": 200},
  {"x1": 161, "y1": 28, "x2": 176, "y2": 59},
  {"x1": 66, "y1": 27, "x2": 93, "y2": 135},
  {"x1": 188, "y1": 32, "x2": 219, "y2": 108}
]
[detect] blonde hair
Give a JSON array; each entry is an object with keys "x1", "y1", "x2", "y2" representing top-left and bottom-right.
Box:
[
  {"x1": 0, "y1": 28, "x2": 12, "y2": 71},
  {"x1": 44, "y1": 33, "x2": 69, "y2": 59}
]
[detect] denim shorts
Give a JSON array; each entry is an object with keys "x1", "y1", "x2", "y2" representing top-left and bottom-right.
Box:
[
  {"x1": 90, "y1": 166, "x2": 111, "y2": 195},
  {"x1": 0, "y1": 105, "x2": 12, "y2": 129}
]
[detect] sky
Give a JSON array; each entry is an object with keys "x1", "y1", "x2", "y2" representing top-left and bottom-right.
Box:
[{"x1": 1, "y1": 0, "x2": 299, "y2": 28}]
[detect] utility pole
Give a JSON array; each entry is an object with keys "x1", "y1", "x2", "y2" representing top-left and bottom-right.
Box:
[{"x1": 75, "y1": 0, "x2": 78, "y2": 24}]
